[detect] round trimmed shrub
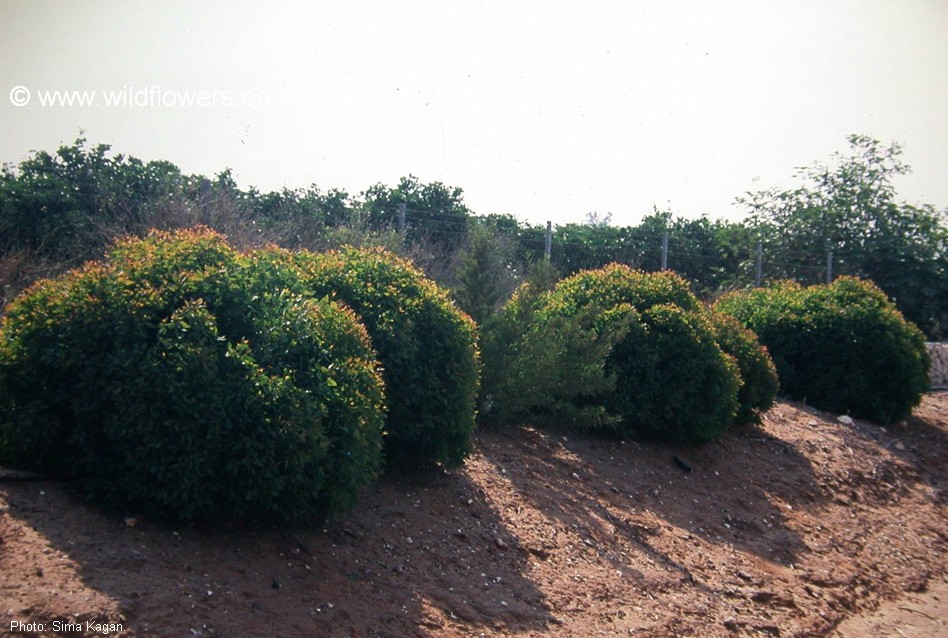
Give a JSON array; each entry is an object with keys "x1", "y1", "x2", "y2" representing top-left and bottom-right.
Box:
[
  {"x1": 540, "y1": 264, "x2": 741, "y2": 444},
  {"x1": 291, "y1": 247, "x2": 480, "y2": 469},
  {"x1": 716, "y1": 276, "x2": 930, "y2": 423},
  {"x1": 0, "y1": 228, "x2": 386, "y2": 521},
  {"x1": 709, "y1": 312, "x2": 779, "y2": 425}
]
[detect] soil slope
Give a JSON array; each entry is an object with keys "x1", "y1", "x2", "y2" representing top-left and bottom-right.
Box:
[{"x1": 1, "y1": 394, "x2": 946, "y2": 637}]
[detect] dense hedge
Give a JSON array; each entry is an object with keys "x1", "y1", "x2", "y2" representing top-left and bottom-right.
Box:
[
  {"x1": 710, "y1": 312, "x2": 779, "y2": 425},
  {"x1": 557, "y1": 268, "x2": 741, "y2": 442},
  {"x1": 603, "y1": 302, "x2": 741, "y2": 443},
  {"x1": 716, "y1": 277, "x2": 930, "y2": 423},
  {"x1": 291, "y1": 247, "x2": 480, "y2": 469},
  {"x1": 548, "y1": 264, "x2": 703, "y2": 315},
  {"x1": 490, "y1": 264, "x2": 756, "y2": 444},
  {"x1": 0, "y1": 228, "x2": 386, "y2": 521}
]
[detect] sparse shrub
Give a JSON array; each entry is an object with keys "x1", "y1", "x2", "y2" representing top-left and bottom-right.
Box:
[
  {"x1": 453, "y1": 222, "x2": 520, "y2": 326},
  {"x1": 709, "y1": 312, "x2": 779, "y2": 425},
  {"x1": 479, "y1": 270, "x2": 631, "y2": 429},
  {"x1": 0, "y1": 228, "x2": 386, "y2": 521},
  {"x1": 716, "y1": 276, "x2": 930, "y2": 423},
  {"x1": 291, "y1": 246, "x2": 479, "y2": 469}
]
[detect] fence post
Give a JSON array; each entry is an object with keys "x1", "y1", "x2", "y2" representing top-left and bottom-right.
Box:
[
  {"x1": 754, "y1": 241, "x2": 763, "y2": 287},
  {"x1": 826, "y1": 249, "x2": 833, "y2": 284},
  {"x1": 544, "y1": 221, "x2": 552, "y2": 261},
  {"x1": 397, "y1": 203, "x2": 406, "y2": 235},
  {"x1": 661, "y1": 232, "x2": 669, "y2": 271}
]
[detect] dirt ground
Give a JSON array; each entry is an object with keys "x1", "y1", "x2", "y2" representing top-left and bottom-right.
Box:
[{"x1": 1, "y1": 393, "x2": 945, "y2": 637}]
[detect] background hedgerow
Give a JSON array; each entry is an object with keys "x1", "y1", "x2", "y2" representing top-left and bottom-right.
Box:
[
  {"x1": 291, "y1": 246, "x2": 480, "y2": 470},
  {"x1": 3, "y1": 136, "x2": 945, "y2": 339},
  {"x1": 716, "y1": 276, "x2": 930, "y2": 423},
  {"x1": 0, "y1": 228, "x2": 386, "y2": 522}
]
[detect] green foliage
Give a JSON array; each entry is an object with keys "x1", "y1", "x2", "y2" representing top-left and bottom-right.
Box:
[
  {"x1": 4, "y1": 133, "x2": 943, "y2": 343},
  {"x1": 0, "y1": 228, "x2": 386, "y2": 522},
  {"x1": 291, "y1": 246, "x2": 480, "y2": 470},
  {"x1": 549, "y1": 263, "x2": 702, "y2": 315},
  {"x1": 479, "y1": 263, "x2": 630, "y2": 429},
  {"x1": 360, "y1": 175, "x2": 471, "y2": 248},
  {"x1": 716, "y1": 276, "x2": 930, "y2": 423},
  {"x1": 740, "y1": 134, "x2": 948, "y2": 338},
  {"x1": 505, "y1": 209, "x2": 753, "y2": 299},
  {"x1": 249, "y1": 184, "x2": 356, "y2": 228},
  {"x1": 652, "y1": 213, "x2": 757, "y2": 298},
  {"x1": 541, "y1": 264, "x2": 741, "y2": 442},
  {"x1": 602, "y1": 302, "x2": 741, "y2": 443},
  {"x1": 0, "y1": 138, "x2": 364, "y2": 283},
  {"x1": 485, "y1": 263, "x2": 743, "y2": 444},
  {"x1": 453, "y1": 221, "x2": 519, "y2": 325},
  {"x1": 710, "y1": 312, "x2": 779, "y2": 425},
  {"x1": 0, "y1": 137, "x2": 189, "y2": 262}
]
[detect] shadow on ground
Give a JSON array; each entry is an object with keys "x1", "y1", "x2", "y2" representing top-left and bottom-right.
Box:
[
  {"x1": 0, "y1": 468, "x2": 551, "y2": 637},
  {"x1": 2, "y1": 393, "x2": 945, "y2": 637}
]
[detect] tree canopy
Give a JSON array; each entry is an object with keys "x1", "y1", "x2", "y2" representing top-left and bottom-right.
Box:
[
  {"x1": 739, "y1": 134, "x2": 947, "y2": 337},
  {"x1": 1, "y1": 134, "x2": 945, "y2": 337}
]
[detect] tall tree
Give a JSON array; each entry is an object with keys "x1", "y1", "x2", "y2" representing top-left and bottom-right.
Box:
[{"x1": 739, "y1": 134, "x2": 948, "y2": 337}]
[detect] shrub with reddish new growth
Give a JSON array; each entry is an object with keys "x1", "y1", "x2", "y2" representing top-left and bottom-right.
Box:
[
  {"x1": 292, "y1": 247, "x2": 480, "y2": 470},
  {"x1": 716, "y1": 276, "x2": 929, "y2": 423},
  {"x1": 0, "y1": 228, "x2": 386, "y2": 522}
]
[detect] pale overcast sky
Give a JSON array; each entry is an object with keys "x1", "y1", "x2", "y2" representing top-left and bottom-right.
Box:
[{"x1": 1, "y1": 0, "x2": 946, "y2": 226}]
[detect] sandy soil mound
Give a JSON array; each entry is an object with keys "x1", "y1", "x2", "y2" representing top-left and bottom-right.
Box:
[{"x1": 1, "y1": 393, "x2": 946, "y2": 637}]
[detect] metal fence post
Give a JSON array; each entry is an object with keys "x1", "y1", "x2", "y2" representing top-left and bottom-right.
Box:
[
  {"x1": 826, "y1": 249, "x2": 833, "y2": 284},
  {"x1": 544, "y1": 221, "x2": 552, "y2": 261},
  {"x1": 397, "y1": 203, "x2": 406, "y2": 235},
  {"x1": 755, "y1": 241, "x2": 763, "y2": 287},
  {"x1": 661, "y1": 232, "x2": 669, "y2": 271}
]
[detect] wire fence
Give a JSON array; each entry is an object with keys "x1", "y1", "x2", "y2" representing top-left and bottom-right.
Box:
[
  {"x1": 3, "y1": 199, "x2": 938, "y2": 335},
  {"x1": 382, "y1": 207, "x2": 948, "y2": 341},
  {"x1": 541, "y1": 228, "x2": 842, "y2": 288},
  {"x1": 390, "y1": 209, "x2": 852, "y2": 295}
]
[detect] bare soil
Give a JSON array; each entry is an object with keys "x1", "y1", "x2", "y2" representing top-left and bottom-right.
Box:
[{"x1": 1, "y1": 393, "x2": 946, "y2": 637}]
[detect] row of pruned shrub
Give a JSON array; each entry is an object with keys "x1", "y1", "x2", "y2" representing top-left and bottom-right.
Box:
[
  {"x1": 480, "y1": 264, "x2": 929, "y2": 443},
  {"x1": 0, "y1": 229, "x2": 930, "y2": 523},
  {"x1": 480, "y1": 264, "x2": 779, "y2": 444}
]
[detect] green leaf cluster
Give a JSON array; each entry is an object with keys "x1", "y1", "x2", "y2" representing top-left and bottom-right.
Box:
[
  {"x1": 716, "y1": 276, "x2": 930, "y2": 423},
  {"x1": 0, "y1": 228, "x2": 386, "y2": 521},
  {"x1": 740, "y1": 135, "x2": 948, "y2": 338},
  {"x1": 482, "y1": 264, "x2": 778, "y2": 443},
  {"x1": 291, "y1": 246, "x2": 480, "y2": 470}
]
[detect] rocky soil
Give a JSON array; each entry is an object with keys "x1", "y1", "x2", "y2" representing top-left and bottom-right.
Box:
[{"x1": 1, "y1": 393, "x2": 946, "y2": 637}]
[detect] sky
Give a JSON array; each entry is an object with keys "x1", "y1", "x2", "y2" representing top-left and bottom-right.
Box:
[{"x1": 1, "y1": 0, "x2": 946, "y2": 227}]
